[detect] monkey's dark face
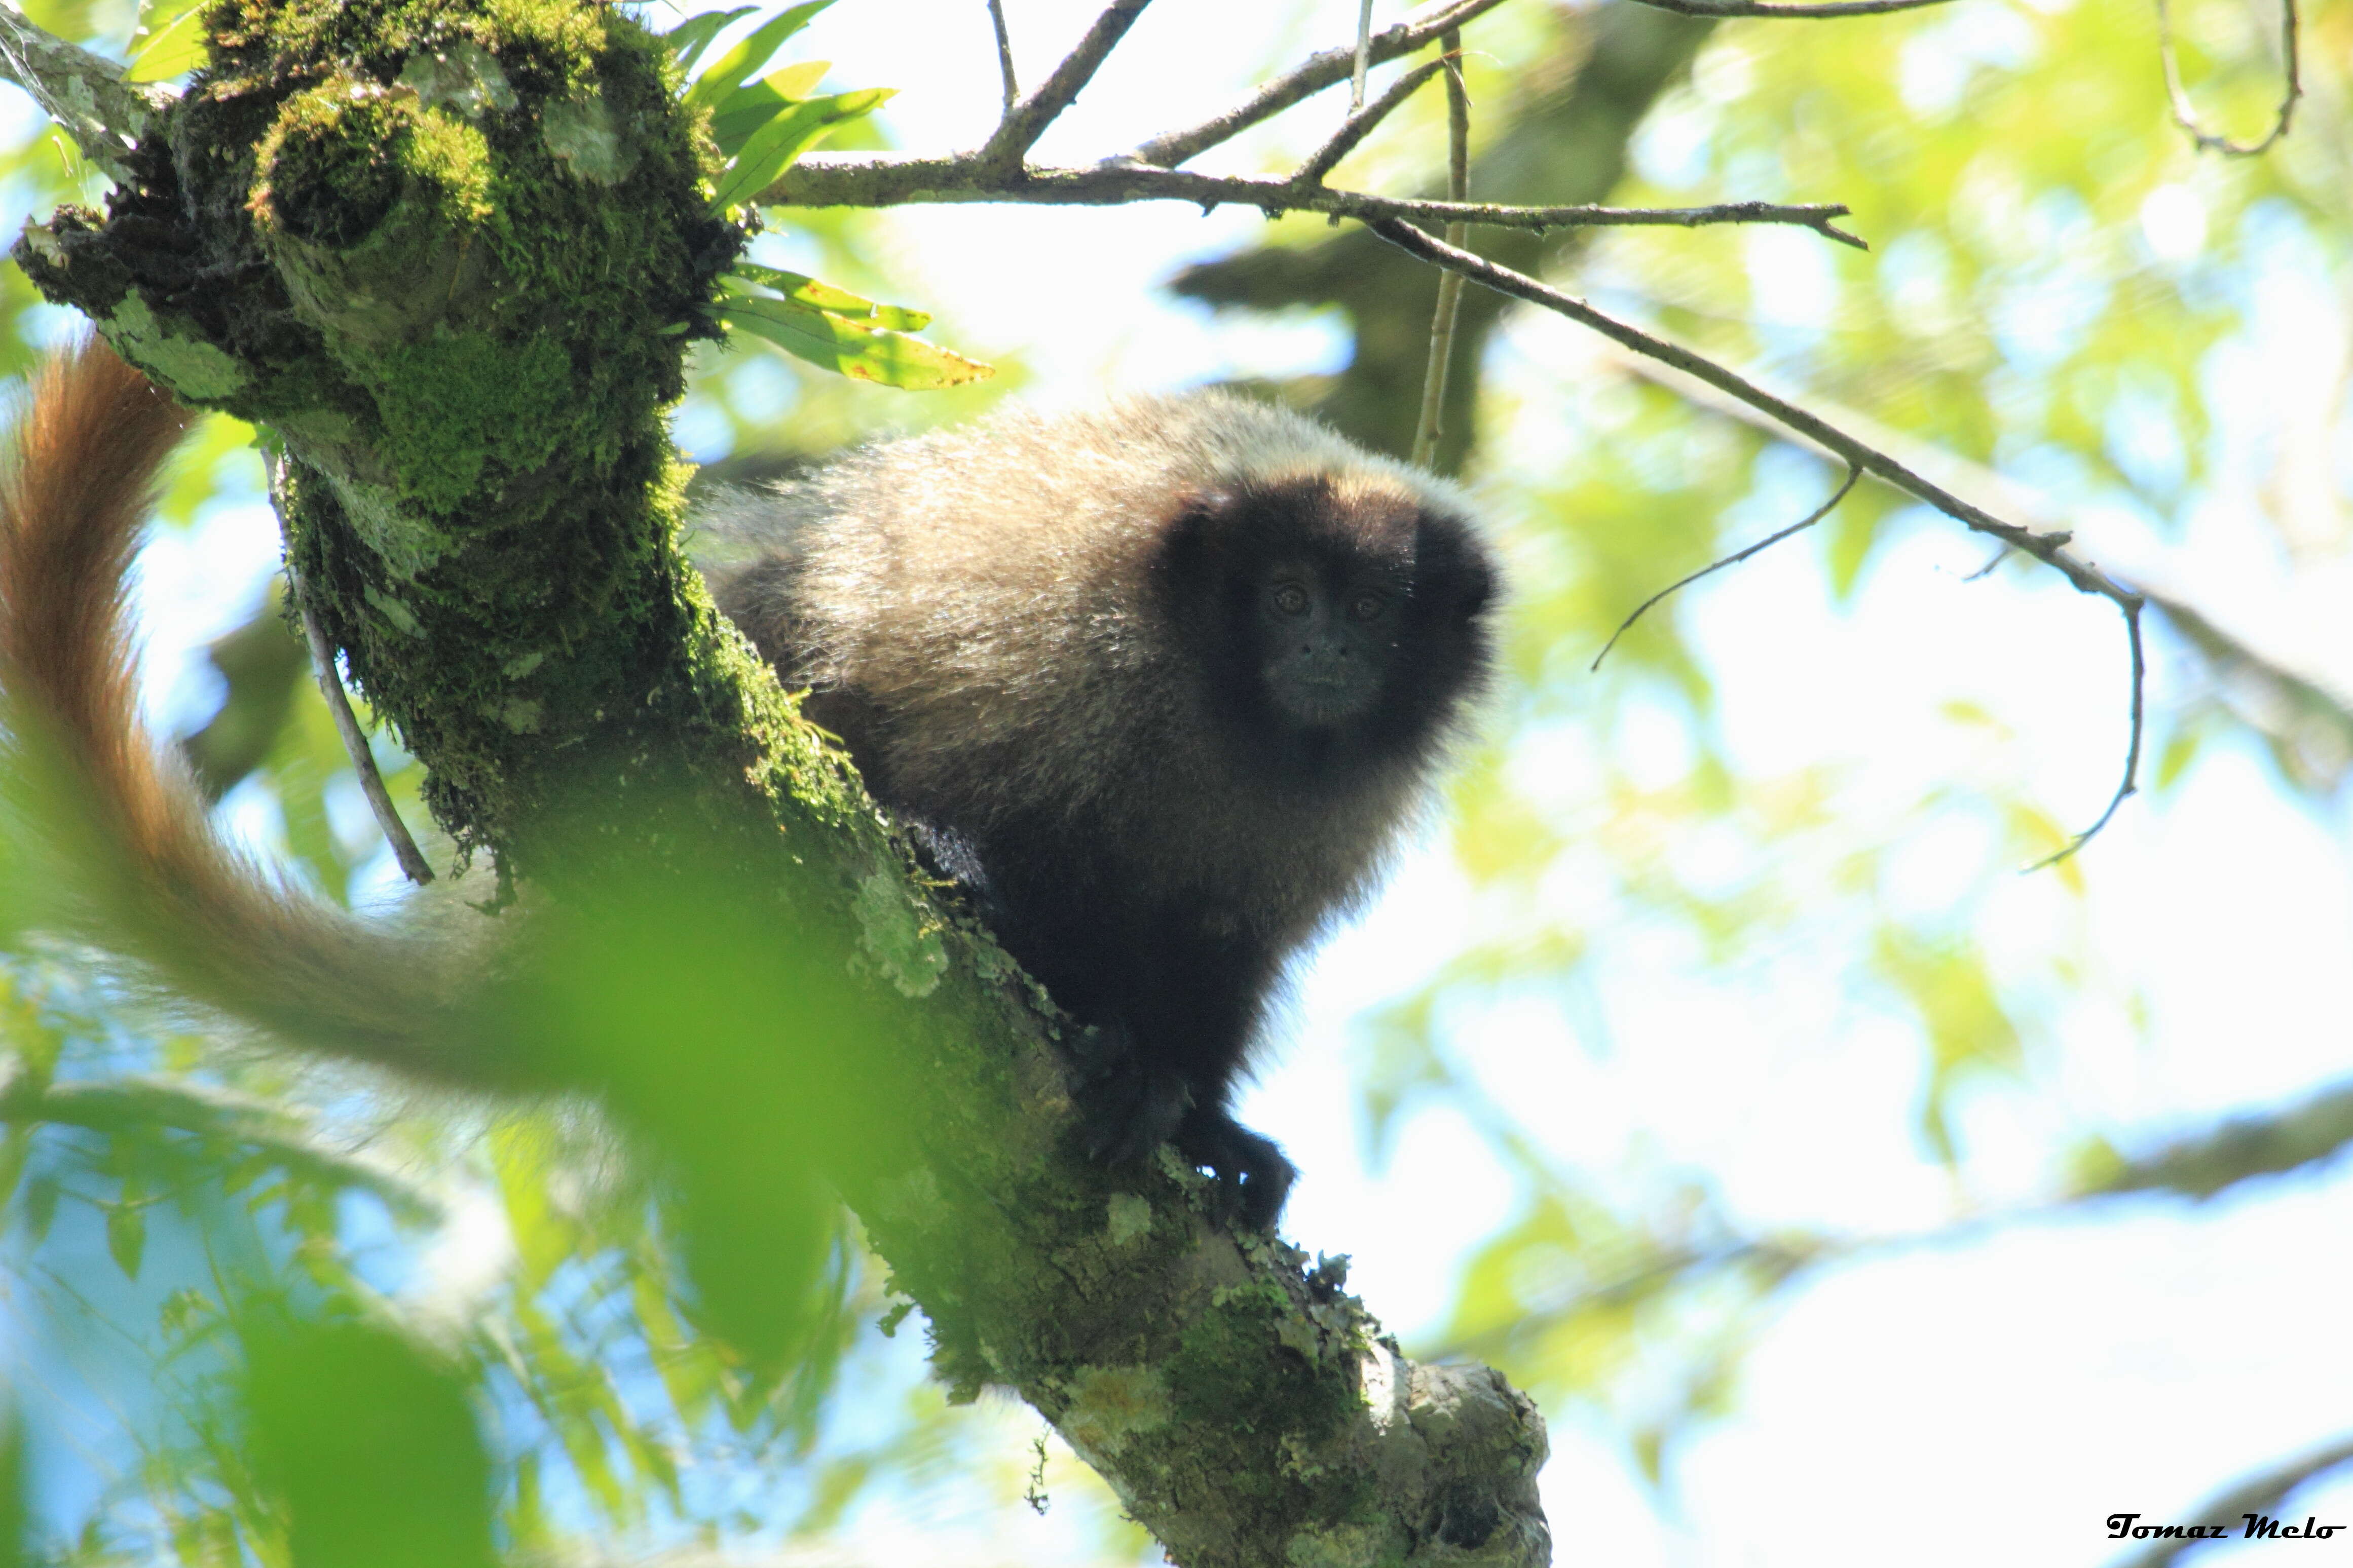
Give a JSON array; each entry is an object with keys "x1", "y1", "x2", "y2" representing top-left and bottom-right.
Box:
[
  {"x1": 1254, "y1": 557, "x2": 1401, "y2": 726},
  {"x1": 1162, "y1": 476, "x2": 1496, "y2": 780}
]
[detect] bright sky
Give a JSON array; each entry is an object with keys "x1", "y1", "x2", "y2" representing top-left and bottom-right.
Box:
[{"x1": 9, "y1": 0, "x2": 2350, "y2": 1562}]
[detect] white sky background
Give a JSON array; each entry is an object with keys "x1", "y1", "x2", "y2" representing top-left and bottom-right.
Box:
[{"x1": 15, "y1": 0, "x2": 2353, "y2": 1561}]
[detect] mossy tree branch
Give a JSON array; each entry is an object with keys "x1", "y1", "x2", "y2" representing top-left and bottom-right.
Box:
[{"x1": 1, "y1": 2, "x2": 1549, "y2": 1561}]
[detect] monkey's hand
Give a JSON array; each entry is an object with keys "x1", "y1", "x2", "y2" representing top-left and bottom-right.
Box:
[
  {"x1": 1176, "y1": 1107, "x2": 1296, "y2": 1233},
  {"x1": 1071, "y1": 1025, "x2": 1193, "y2": 1167}
]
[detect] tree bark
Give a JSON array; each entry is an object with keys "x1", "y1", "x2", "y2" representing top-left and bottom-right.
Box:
[{"x1": 1, "y1": 3, "x2": 1551, "y2": 1561}]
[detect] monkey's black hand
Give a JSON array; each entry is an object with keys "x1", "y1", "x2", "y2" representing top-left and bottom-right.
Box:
[
  {"x1": 1176, "y1": 1107, "x2": 1296, "y2": 1232},
  {"x1": 1072, "y1": 1030, "x2": 1193, "y2": 1167}
]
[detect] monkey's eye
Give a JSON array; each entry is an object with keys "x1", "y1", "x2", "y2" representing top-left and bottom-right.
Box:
[
  {"x1": 1349, "y1": 592, "x2": 1387, "y2": 621},
  {"x1": 1273, "y1": 584, "x2": 1311, "y2": 616}
]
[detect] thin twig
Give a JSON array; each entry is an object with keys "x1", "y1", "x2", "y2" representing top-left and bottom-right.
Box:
[
  {"x1": 774, "y1": 154, "x2": 1866, "y2": 246},
  {"x1": 2023, "y1": 596, "x2": 2142, "y2": 870},
  {"x1": 1131, "y1": 0, "x2": 1513, "y2": 168},
  {"x1": 1601, "y1": 334, "x2": 2353, "y2": 797},
  {"x1": 2155, "y1": 0, "x2": 2299, "y2": 157},
  {"x1": 1409, "y1": 32, "x2": 1470, "y2": 469},
  {"x1": 1961, "y1": 543, "x2": 2013, "y2": 582},
  {"x1": 987, "y1": 0, "x2": 1019, "y2": 115},
  {"x1": 977, "y1": 0, "x2": 1151, "y2": 173},
  {"x1": 1591, "y1": 464, "x2": 1861, "y2": 669},
  {"x1": 262, "y1": 455, "x2": 433, "y2": 885},
  {"x1": 296, "y1": 592, "x2": 435, "y2": 886},
  {"x1": 1351, "y1": 0, "x2": 1376, "y2": 110},
  {"x1": 1627, "y1": 0, "x2": 1961, "y2": 15},
  {"x1": 1363, "y1": 218, "x2": 2148, "y2": 860},
  {"x1": 1295, "y1": 55, "x2": 1449, "y2": 185}
]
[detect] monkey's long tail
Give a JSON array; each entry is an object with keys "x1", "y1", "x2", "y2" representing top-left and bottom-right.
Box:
[{"x1": 0, "y1": 340, "x2": 494, "y2": 1085}]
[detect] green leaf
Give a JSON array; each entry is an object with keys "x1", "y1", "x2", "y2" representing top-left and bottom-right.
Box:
[
  {"x1": 709, "y1": 60, "x2": 834, "y2": 156},
  {"x1": 20, "y1": 1175, "x2": 59, "y2": 1246},
  {"x1": 682, "y1": 0, "x2": 834, "y2": 113},
  {"x1": 661, "y1": 5, "x2": 759, "y2": 73},
  {"x1": 717, "y1": 297, "x2": 993, "y2": 390},
  {"x1": 711, "y1": 88, "x2": 891, "y2": 210},
  {"x1": 106, "y1": 1201, "x2": 146, "y2": 1280},
  {"x1": 728, "y1": 263, "x2": 930, "y2": 330},
  {"x1": 243, "y1": 1320, "x2": 499, "y2": 1568},
  {"x1": 126, "y1": 0, "x2": 208, "y2": 83},
  {"x1": 2153, "y1": 722, "x2": 2203, "y2": 791}
]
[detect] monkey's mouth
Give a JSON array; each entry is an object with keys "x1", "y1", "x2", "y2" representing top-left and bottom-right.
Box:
[{"x1": 1273, "y1": 675, "x2": 1376, "y2": 726}]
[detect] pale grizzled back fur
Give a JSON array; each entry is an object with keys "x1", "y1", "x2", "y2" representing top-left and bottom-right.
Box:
[{"x1": 703, "y1": 392, "x2": 1493, "y2": 949}]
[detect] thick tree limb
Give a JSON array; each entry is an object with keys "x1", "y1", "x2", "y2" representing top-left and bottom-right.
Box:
[
  {"x1": 4, "y1": 3, "x2": 1551, "y2": 1560},
  {"x1": 2077, "y1": 1081, "x2": 2353, "y2": 1201},
  {"x1": 0, "y1": 10, "x2": 175, "y2": 182}
]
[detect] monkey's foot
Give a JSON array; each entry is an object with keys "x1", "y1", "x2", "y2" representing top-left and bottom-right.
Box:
[
  {"x1": 1073, "y1": 1045, "x2": 1192, "y2": 1168},
  {"x1": 1176, "y1": 1108, "x2": 1296, "y2": 1231}
]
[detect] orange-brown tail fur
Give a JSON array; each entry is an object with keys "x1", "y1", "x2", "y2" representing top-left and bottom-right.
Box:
[{"x1": 0, "y1": 340, "x2": 483, "y2": 1083}]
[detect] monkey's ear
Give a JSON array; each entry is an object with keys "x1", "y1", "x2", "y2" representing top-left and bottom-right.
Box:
[
  {"x1": 1413, "y1": 510, "x2": 1496, "y2": 624},
  {"x1": 1156, "y1": 486, "x2": 1241, "y2": 581},
  {"x1": 1169, "y1": 486, "x2": 1238, "y2": 529},
  {"x1": 1454, "y1": 552, "x2": 1497, "y2": 621}
]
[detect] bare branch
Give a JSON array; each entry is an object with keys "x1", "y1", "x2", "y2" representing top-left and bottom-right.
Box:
[
  {"x1": 0, "y1": 10, "x2": 176, "y2": 182},
  {"x1": 298, "y1": 590, "x2": 436, "y2": 887},
  {"x1": 1364, "y1": 217, "x2": 2149, "y2": 857},
  {"x1": 2110, "y1": 1435, "x2": 2353, "y2": 1568},
  {"x1": 1409, "y1": 33, "x2": 1471, "y2": 468},
  {"x1": 2024, "y1": 596, "x2": 2143, "y2": 870},
  {"x1": 1593, "y1": 337, "x2": 2353, "y2": 797},
  {"x1": 986, "y1": 0, "x2": 1018, "y2": 114},
  {"x1": 1352, "y1": 0, "x2": 1376, "y2": 110},
  {"x1": 2147, "y1": 590, "x2": 2353, "y2": 792},
  {"x1": 1132, "y1": 0, "x2": 1515, "y2": 168},
  {"x1": 2079, "y1": 1080, "x2": 2353, "y2": 1202},
  {"x1": 773, "y1": 153, "x2": 1864, "y2": 244},
  {"x1": 1592, "y1": 464, "x2": 1861, "y2": 668},
  {"x1": 976, "y1": 0, "x2": 1151, "y2": 174},
  {"x1": 1294, "y1": 55, "x2": 1449, "y2": 186},
  {"x1": 270, "y1": 455, "x2": 436, "y2": 887},
  {"x1": 1628, "y1": 0, "x2": 1961, "y2": 15},
  {"x1": 2157, "y1": 0, "x2": 2300, "y2": 157},
  {"x1": 1362, "y1": 222, "x2": 2119, "y2": 598}
]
